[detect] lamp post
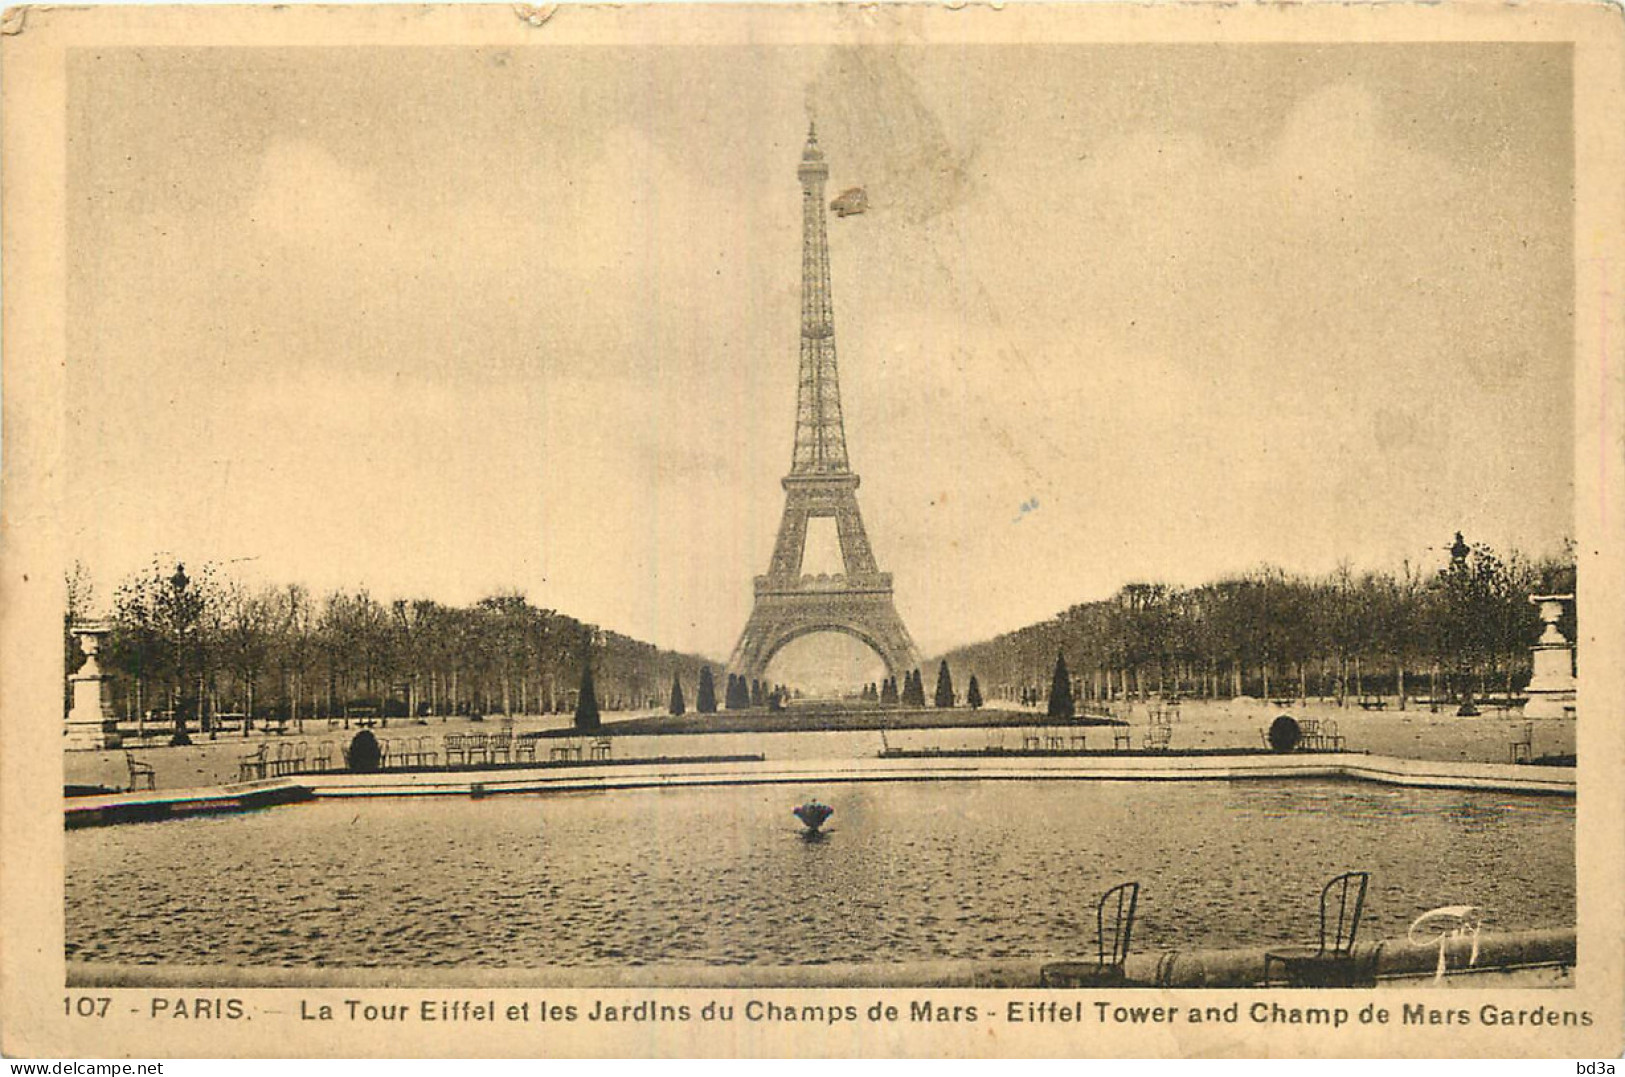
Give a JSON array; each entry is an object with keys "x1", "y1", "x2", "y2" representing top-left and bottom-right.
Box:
[{"x1": 170, "y1": 563, "x2": 194, "y2": 744}]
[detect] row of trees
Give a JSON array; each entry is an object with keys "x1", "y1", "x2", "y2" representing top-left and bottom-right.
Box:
[
  {"x1": 67, "y1": 558, "x2": 713, "y2": 738},
  {"x1": 666, "y1": 670, "x2": 791, "y2": 715},
  {"x1": 846, "y1": 666, "x2": 987, "y2": 709},
  {"x1": 941, "y1": 537, "x2": 1576, "y2": 707}
]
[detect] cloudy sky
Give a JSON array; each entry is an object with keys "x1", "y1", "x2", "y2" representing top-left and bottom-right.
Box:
[{"x1": 65, "y1": 43, "x2": 1573, "y2": 660}]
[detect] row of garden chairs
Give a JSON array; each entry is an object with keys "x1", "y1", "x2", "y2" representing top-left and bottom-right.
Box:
[
  {"x1": 443, "y1": 731, "x2": 519, "y2": 766},
  {"x1": 1258, "y1": 718, "x2": 1348, "y2": 751},
  {"x1": 237, "y1": 740, "x2": 337, "y2": 781},
  {"x1": 548, "y1": 737, "x2": 613, "y2": 762},
  {"x1": 1299, "y1": 718, "x2": 1345, "y2": 750},
  {"x1": 1039, "y1": 871, "x2": 1373, "y2": 989},
  {"x1": 381, "y1": 736, "x2": 440, "y2": 768}
]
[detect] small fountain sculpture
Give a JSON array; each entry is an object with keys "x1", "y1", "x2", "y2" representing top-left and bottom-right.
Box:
[{"x1": 793, "y1": 800, "x2": 834, "y2": 833}]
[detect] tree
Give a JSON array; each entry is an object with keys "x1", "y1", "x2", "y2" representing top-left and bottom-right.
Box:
[
  {"x1": 574, "y1": 659, "x2": 600, "y2": 730},
  {"x1": 902, "y1": 669, "x2": 925, "y2": 707},
  {"x1": 668, "y1": 671, "x2": 686, "y2": 716},
  {"x1": 273, "y1": 584, "x2": 316, "y2": 729},
  {"x1": 750, "y1": 679, "x2": 765, "y2": 708},
  {"x1": 934, "y1": 660, "x2": 956, "y2": 708},
  {"x1": 116, "y1": 560, "x2": 219, "y2": 743},
  {"x1": 1432, "y1": 537, "x2": 1515, "y2": 707},
  {"x1": 1047, "y1": 652, "x2": 1075, "y2": 719},
  {"x1": 967, "y1": 674, "x2": 983, "y2": 709},
  {"x1": 696, "y1": 666, "x2": 717, "y2": 713},
  {"x1": 880, "y1": 676, "x2": 899, "y2": 706},
  {"x1": 221, "y1": 582, "x2": 272, "y2": 735}
]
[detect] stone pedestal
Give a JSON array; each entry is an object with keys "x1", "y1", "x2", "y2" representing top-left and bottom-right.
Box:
[
  {"x1": 1524, "y1": 594, "x2": 1576, "y2": 720},
  {"x1": 65, "y1": 621, "x2": 121, "y2": 750}
]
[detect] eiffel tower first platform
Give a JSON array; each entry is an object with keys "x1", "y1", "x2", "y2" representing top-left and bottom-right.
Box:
[{"x1": 727, "y1": 125, "x2": 922, "y2": 684}]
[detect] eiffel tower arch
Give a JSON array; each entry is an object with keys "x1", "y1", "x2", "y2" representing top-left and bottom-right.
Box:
[{"x1": 728, "y1": 125, "x2": 921, "y2": 686}]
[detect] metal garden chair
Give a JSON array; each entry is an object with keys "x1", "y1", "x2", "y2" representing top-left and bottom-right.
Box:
[
  {"x1": 237, "y1": 743, "x2": 268, "y2": 782},
  {"x1": 1263, "y1": 871, "x2": 1374, "y2": 987},
  {"x1": 1039, "y1": 881, "x2": 1141, "y2": 987},
  {"x1": 1510, "y1": 723, "x2": 1534, "y2": 764},
  {"x1": 125, "y1": 750, "x2": 157, "y2": 792}
]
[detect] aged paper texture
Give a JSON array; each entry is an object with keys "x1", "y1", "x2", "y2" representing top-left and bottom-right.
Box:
[{"x1": 3, "y1": 1, "x2": 1624, "y2": 1060}]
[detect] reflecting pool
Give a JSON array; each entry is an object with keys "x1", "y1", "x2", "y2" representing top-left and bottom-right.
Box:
[{"x1": 66, "y1": 780, "x2": 1573, "y2": 968}]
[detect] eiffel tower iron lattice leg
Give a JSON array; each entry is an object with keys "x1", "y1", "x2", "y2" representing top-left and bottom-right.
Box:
[{"x1": 728, "y1": 123, "x2": 921, "y2": 686}]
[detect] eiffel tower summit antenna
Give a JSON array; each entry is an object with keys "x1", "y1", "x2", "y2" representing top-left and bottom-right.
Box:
[{"x1": 727, "y1": 126, "x2": 921, "y2": 688}]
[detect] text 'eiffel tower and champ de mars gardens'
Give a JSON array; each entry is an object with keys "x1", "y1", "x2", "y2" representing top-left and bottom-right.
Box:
[{"x1": 62, "y1": 126, "x2": 1580, "y2": 990}]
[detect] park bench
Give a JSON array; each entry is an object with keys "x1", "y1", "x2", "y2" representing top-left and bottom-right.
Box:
[
  {"x1": 1357, "y1": 697, "x2": 1387, "y2": 711},
  {"x1": 125, "y1": 750, "x2": 156, "y2": 792},
  {"x1": 213, "y1": 712, "x2": 247, "y2": 735},
  {"x1": 346, "y1": 706, "x2": 380, "y2": 728}
]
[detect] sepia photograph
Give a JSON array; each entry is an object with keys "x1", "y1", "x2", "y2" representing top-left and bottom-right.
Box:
[{"x1": 4, "y1": 1, "x2": 1623, "y2": 1059}]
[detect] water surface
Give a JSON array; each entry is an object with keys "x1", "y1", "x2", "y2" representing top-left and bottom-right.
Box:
[{"x1": 65, "y1": 780, "x2": 1573, "y2": 968}]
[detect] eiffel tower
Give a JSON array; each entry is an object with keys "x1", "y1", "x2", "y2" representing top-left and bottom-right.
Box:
[{"x1": 727, "y1": 125, "x2": 922, "y2": 686}]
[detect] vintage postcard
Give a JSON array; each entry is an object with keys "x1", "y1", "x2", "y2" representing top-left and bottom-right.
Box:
[{"x1": 3, "y1": 1, "x2": 1623, "y2": 1060}]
